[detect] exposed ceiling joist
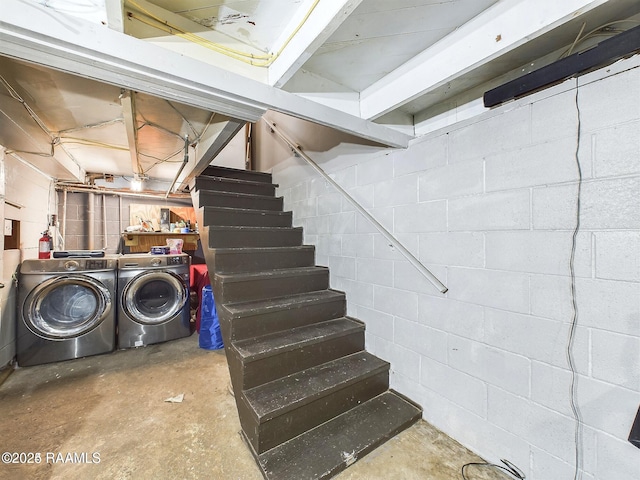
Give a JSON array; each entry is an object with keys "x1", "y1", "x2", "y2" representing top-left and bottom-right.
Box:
[
  {"x1": 119, "y1": 90, "x2": 141, "y2": 175},
  {"x1": 268, "y1": 0, "x2": 365, "y2": 88},
  {"x1": 0, "y1": 0, "x2": 410, "y2": 148},
  {"x1": 360, "y1": 0, "x2": 610, "y2": 120},
  {"x1": 105, "y1": 0, "x2": 125, "y2": 33}
]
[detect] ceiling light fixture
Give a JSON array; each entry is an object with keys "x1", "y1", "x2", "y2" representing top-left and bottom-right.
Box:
[{"x1": 130, "y1": 173, "x2": 143, "y2": 191}]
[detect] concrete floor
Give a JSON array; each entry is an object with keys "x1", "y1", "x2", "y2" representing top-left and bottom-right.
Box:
[{"x1": 0, "y1": 335, "x2": 509, "y2": 480}]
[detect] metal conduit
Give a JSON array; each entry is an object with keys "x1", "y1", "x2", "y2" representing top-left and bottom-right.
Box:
[
  {"x1": 61, "y1": 189, "x2": 67, "y2": 250},
  {"x1": 268, "y1": 121, "x2": 448, "y2": 295},
  {"x1": 87, "y1": 191, "x2": 95, "y2": 250},
  {"x1": 103, "y1": 194, "x2": 108, "y2": 250}
]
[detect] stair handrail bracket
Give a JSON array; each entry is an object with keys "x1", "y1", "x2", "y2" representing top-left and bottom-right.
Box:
[{"x1": 268, "y1": 122, "x2": 448, "y2": 295}]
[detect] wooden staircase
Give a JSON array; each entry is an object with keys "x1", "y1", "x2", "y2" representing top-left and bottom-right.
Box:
[{"x1": 191, "y1": 165, "x2": 422, "y2": 480}]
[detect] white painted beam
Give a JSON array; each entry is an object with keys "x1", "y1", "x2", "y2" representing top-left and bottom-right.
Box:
[
  {"x1": 105, "y1": 0, "x2": 125, "y2": 33},
  {"x1": 268, "y1": 0, "x2": 364, "y2": 88},
  {"x1": 177, "y1": 118, "x2": 246, "y2": 191},
  {"x1": 360, "y1": 0, "x2": 611, "y2": 120},
  {"x1": 119, "y1": 90, "x2": 140, "y2": 175},
  {"x1": 0, "y1": 0, "x2": 410, "y2": 148}
]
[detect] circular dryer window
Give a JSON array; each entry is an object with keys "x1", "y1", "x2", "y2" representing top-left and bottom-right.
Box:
[
  {"x1": 123, "y1": 271, "x2": 187, "y2": 325},
  {"x1": 24, "y1": 275, "x2": 112, "y2": 339}
]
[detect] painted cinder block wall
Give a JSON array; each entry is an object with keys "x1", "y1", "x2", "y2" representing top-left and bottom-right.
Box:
[
  {"x1": 60, "y1": 192, "x2": 194, "y2": 254},
  {"x1": 258, "y1": 56, "x2": 640, "y2": 480},
  {"x1": 0, "y1": 154, "x2": 54, "y2": 367}
]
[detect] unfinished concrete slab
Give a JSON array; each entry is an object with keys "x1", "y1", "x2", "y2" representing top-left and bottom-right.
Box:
[{"x1": 0, "y1": 335, "x2": 509, "y2": 480}]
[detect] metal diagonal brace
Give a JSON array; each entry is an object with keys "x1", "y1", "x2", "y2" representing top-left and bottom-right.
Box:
[{"x1": 269, "y1": 122, "x2": 448, "y2": 295}]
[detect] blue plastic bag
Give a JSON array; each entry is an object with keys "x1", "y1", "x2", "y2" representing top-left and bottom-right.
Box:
[{"x1": 199, "y1": 285, "x2": 224, "y2": 350}]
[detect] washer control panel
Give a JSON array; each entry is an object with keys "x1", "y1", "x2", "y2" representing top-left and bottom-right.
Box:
[{"x1": 167, "y1": 256, "x2": 185, "y2": 265}]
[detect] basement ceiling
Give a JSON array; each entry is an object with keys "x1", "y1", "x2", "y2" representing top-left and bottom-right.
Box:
[{"x1": 1, "y1": 0, "x2": 640, "y2": 189}]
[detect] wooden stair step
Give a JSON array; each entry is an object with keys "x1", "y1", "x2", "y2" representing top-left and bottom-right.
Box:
[
  {"x1": 202, "y1": 206, "x2": 292, "y2": 227},
  {"x1": 201, "y1": 165, "x2": 274, "y2": 184},
  {"x1": 221, "y1": 290, "x2": 346, "y2": 341},
  {"x1": 193, "y1": 175, "x2": 276, "y2": 196},
  {"x1": 234, "y1": 317, "x2": 363, "y2": 362},
  {"x1": 232, "y1": 318, "x2": 365, "y2": 390},
  {"x1": 215, "y1": 266, "x2": 329, "y2": 303},
  {"x1": 196, "y1": 189, "x2": 283, "y2": 211},
  {"x1": 254, "y1": 391, "x2": 422, "y2": 480},
  {"x1": 244, "y1": 351, "x2": 388, "y2": 422},
  {"x1": 208, "y1": 225, "x2": 303, "y2": 248}
]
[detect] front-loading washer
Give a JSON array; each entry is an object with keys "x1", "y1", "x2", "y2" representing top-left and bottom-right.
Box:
[
  {"x1": 117, "y1": 253, "x2": 191, "y2": 349},
  {"x1": 17, "y1": 256, "x2": 118, "y2": 367}
]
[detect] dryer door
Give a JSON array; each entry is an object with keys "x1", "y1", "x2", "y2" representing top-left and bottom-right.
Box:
[
  {"x1": 23, "y1": 275, "x2": 112, "y2": 339},
  {"x1": 123, "y1": 270, "x2": 188, "y2": 325}
]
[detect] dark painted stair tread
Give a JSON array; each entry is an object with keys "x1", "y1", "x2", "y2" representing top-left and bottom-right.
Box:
[
  {"x1": 233, "y1": 317, "x2": 363, "y2": 362},
  {"x1": 244, "y1": 351, "x2": 389, "y2": 422},
  {"x1": 208, "y1": 225, "x2": 303, "y2": 248},
  {"x1": 210, "y1": 246, "x2": 315, "y2": 274},
  {"x1": 223, "y1": 289, "x2": 345, "y2": 317},
  {"x1": 202, "y1": 205, "x2": 289, "y2": 216},
  {"x1": 201, "y1": 165, "x2": 274, "y2": 184},
  {"x1": 211, "y1": 245, "x2": 313, "y2": 255},
  {"x1": 198, "y1": 175, "x2": 278, "y2": 189},
  {"x1": 194, "y1": 176, "x2": 276, "y2": 196},
  {"x1": 197, "y1": 190, "x2": 283, "y2": 211},
  {"x1": 209, "y1": 225, "x2": 301, "y2": 233},
  {"x1": 216, "y1": 266, "x2": 328, "y2": 285},
  {"x1": 256, "y1": 391, "x2": 422, "y2": 480},
  {"x1": 202, "y1": 206, "x2": 292, "y2": 226},
  {"x1": 198, "y1": 190, "x2": 281, "y2": 202}
]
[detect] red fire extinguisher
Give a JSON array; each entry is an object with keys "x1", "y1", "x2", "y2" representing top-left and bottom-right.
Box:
[{"x1": 38, "y1": 231, "x2": 51, "y2": 259}]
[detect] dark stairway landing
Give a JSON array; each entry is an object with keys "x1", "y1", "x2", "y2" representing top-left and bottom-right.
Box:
[{"x1": 191, "y1": 164, "x2": 422, "y2": 480}]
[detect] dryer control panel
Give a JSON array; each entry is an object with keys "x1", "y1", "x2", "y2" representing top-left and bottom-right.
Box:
[
  {"x1": 167, "y1": 256, "x2": 185, "y2": 265},
  {"x1": 86, "y1": 259, "x2": 108, "y2": 270}
]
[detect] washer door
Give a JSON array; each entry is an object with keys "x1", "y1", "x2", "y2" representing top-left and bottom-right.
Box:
[
  {"x1": 123, "y1": 270, "x2": 188, "y2": 325},
  {"x1": 23, "y1": 275, "x2": 112, "y2": 340}
]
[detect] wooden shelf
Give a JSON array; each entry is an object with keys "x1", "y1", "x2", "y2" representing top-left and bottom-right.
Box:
[{"x1": 121, "y1": 232, "x2": 199, "y2": 253}]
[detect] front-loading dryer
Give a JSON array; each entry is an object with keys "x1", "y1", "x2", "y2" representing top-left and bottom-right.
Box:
[
  {"x1": 117, "y1": 253, "x2": 191, "y2": 349},
  {"x1": 17, "y1": 256, "x2": 118, "y2": 367}
]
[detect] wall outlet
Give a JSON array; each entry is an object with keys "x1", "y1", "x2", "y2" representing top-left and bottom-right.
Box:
[{"x1": 4, "y1": 219, "x2": 12, "y2": 236}]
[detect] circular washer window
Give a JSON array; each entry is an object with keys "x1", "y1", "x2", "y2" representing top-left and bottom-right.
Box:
[
  {"x1": 24, "y1": 275, "x2": 112, "y2": 339},
  {"x1": 123, "y1": 271, "x2": 187, "y2": 325}
]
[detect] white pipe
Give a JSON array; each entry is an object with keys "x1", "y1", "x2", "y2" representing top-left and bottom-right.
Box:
[
  {"x1": 103, "y1": 193, "x2": 108, "y2": 250},
  {"x1": 165, "y1": 135, "x2": 190, "y2": 198},
  {"x1": 87, "y1": 191, "x2": 95, "y2": 250},
  {"x1": 57, "y1": 185, "x2": 190, "y2": 200},
  {"x1": 61, "y1": 189, "x2": 67, "y2": 250},
  {"x1": 268, "y1": 121, "x2": 448, "y2": 295}
]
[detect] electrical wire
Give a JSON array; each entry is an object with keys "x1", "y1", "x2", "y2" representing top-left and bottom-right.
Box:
[
  {"x1": 137, "y1": 118, "x2": 186, "y2": 140},
  {"x1": 0, "y1": 74, "x2": 53, "y2": 139},
  {"x1": 559, "y1": 20, "x2": 640, "y2": 59},
  {"x1": 567, "y1": 80, "x2": 585, "y2": 480},
  {"x1": 461, "y1": 458, "x2": 525, "y2": 480},
  {"x1": 165, "y1": 100, "x2": 200, "y2": 137},
  {"x1": 58, "y1": 137, "x2": 129, "y2": 150},
  {"x1": 125, "y1": 0, "x2": 320, "y2": 67}
]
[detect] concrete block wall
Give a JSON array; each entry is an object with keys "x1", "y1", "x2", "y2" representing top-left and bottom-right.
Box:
[
  {"x1": 272, "y1": 56, "x2": 640, "y2": 480},
  {"x1": 4, "y1": 156, "x2": 55, "y2": 259},
  {"x1": 1, "y1": 154, "x2": 54, "y2": 366},
  {"x1": 59, "y1": 192, "x2": 193, "y2": 253}
]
